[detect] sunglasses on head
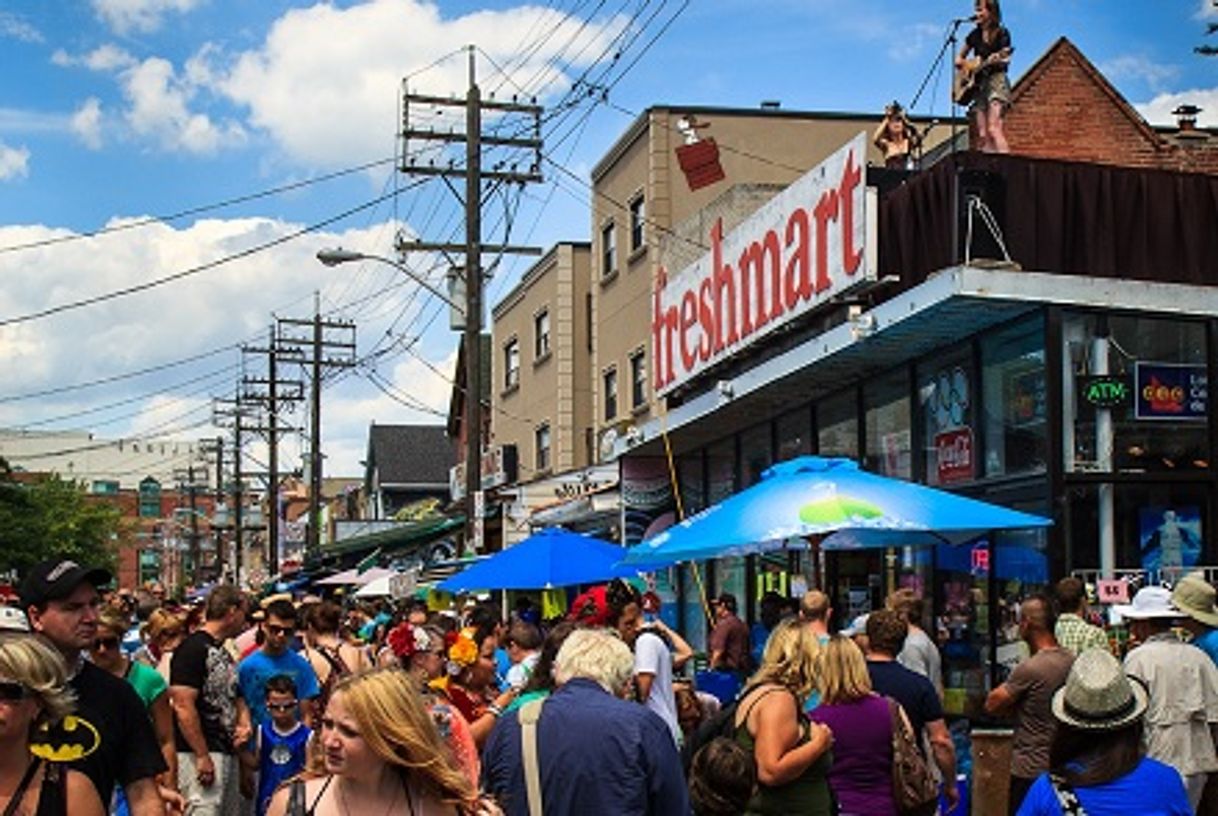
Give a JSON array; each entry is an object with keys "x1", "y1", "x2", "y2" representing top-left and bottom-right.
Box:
[
  {"x1": 0, "y1": 681, "x2": 29, "y2": 702},
  {"x1": 92, "y1": 637, "x2": 120, "y2": 651},
  {"x1": 266, "y1": 700, "x2": 298, "y2": 712}
]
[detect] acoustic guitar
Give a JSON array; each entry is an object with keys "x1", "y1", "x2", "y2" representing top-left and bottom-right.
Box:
[{"x1": 953, "y1": 49, "x2": 1012, "y2": 106}]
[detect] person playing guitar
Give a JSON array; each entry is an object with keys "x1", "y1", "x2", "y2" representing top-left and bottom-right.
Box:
[{"x1": 955, "y1": 0, "x2": 1012, "y2": 153}]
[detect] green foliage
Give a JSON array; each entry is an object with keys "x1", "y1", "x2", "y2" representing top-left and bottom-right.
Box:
[{"x1": 0, "y1": 473, "x2": 121, "y2": 575}]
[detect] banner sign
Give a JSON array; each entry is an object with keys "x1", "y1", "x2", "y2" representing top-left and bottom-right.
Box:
[
  {"x1": 935, "y1": 428, "x2": 974, "y2": 485},
  {"x1": 653, "y1": 133, "x2": 872, "y2": 395},
  {"x1": 1134, "y1": 362, "x2": 1207, "y2": 421}
]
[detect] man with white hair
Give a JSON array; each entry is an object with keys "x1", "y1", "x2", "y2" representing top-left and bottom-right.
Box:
[{"x1": 481, "y1": 628, "x2": 689, "y2": 816}]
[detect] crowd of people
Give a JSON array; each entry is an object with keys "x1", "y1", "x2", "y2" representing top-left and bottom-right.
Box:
[{"x1": 5, "y1": 554, "x2": 1218, "y2": 815}]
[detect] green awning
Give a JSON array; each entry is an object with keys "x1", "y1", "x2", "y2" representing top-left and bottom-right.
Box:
[{"x1": 320, "y1": 516, "x2": 464, "y2": 560}]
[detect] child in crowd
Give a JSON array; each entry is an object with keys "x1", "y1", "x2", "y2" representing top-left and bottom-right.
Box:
[
  {"x1": 245, "y1": 674, "x2": 312, "y2": 816},
  {"x1": 504, "y1": 620, "x2": 543, "y2": 690}
]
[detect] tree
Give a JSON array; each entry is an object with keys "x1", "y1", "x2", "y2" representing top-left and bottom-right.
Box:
[{"x1": 0, "y1": 471, "x2": 121, "y2": 575}]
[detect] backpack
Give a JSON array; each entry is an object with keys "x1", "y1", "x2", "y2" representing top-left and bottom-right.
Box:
[
  {"x1": 680, "y1": 684, "x2": 786, "y2": 772},
  {"x1": 311, "y1": 644, "x2": 353, "y2": 715}
]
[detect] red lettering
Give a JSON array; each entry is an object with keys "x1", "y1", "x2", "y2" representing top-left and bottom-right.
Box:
[
  {"x1": 812, "y1": 188, "x2": 839, "y2": 294},
  {"x1": 697, "y1": 278, "x2": 715, "y2": 362},
  {"x1": 710, "y1": 220, "x2": 738, "y2": 351},
  {"x1": 738, "y1": 229, "x2": 783, "y2": 332},
  {"x1": 679, "y1": 290, "x2": 698, "y2": 373},
  {"x1": 838, "y1": 150, "x2": 863, "y2": 276},
  {"x1": 784, "y1": 208, "x2": 811, "y2": 308},
  {"x1": 651, "y1": 271, "x2": 667, "y2": 389}
]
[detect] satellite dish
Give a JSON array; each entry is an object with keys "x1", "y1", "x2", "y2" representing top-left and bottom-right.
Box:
[{"x1": 599, "y1": 428, "x2": 619, "y2": 462}]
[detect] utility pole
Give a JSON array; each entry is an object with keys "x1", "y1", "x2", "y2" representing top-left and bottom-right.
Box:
[
  {"x1": 242, "y1": 326, "x2": 304, "y2": 576},
  {"x1": 277, "y1": 298, "x2": 356, "y2": 559},
  {"x1": 214, "y1": 392, "x2": 260, "y2": 585},
  {"x1": 399, "y1": 45, "x2": 543, "y2": 555}
]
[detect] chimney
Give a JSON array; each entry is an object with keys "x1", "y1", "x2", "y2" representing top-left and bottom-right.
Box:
[
  {"x1": 760, "y1": 100, "x2": 781, "y2": 110},
  {"x1": 1173, "y1": 104, "x2": 1201, "y2": 132}
]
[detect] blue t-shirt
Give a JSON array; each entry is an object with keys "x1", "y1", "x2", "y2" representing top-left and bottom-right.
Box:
[
  {"x1": 237, "y1": 649, "x2": 320, "y2": 727},
  {"x1": 1016, "y1": 756, "x2": 1191, "y2": 815},
  {"x1": 256, "y1": 721, "x2": 311, "y2": 816},
  {"x1": 495, "y1": 646, "x2": 512, "y2": 692},
  {"x1": 1191, "y1": 628, "x2": 1218, "y2": 667}
]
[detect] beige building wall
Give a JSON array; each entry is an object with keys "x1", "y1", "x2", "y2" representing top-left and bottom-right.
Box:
[
  {"x1": 589, "y1": 106, "x2": 952, "y2": 452},
  {"x1": 491, "y1": 242, "x2": 593, "y2": 481}
]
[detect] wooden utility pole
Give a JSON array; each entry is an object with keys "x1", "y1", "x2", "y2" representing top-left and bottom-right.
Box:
[
  {"x1": 277, "y1": 297, "x2": 356, "y2": 558},
  {"x1": 399, "y1": 45, "x2": 543, "y2": 555}
]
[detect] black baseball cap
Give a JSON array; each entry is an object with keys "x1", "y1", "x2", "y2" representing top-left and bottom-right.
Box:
[{"x1": 19, "y1": 559, "x2": 112, "y2": 609}]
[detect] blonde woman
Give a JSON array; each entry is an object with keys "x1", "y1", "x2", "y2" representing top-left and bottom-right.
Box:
[
  {"x1": 0, "y1": 634, "x2": 104, "y2": 816},
  {"x1": 140, "y1": 608, "x2": 186, "y2": 681},
  {"x1": 733, "y1": 617, "x2": 834, "y2": 815},
  {"x1": 808, "y1": 635, "x2": 899, "y2": 815},
  {"x1": 266, "y1": 668, "x2": 484, "y2": 816}
]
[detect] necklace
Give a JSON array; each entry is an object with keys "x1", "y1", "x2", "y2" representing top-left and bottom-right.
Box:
[{"x1": 337, "y1": 773, "x2": 402, "y2": 816}]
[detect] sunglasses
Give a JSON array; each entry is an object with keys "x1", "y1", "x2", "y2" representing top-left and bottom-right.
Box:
[
  {"x1": 92, "y1": 637, "x2": 120, "y2": 651},
  {"x1": 0, "y1": 682, "x2": 29, "y2": 702},
  {"x1": 266, "y1": 700, "x2": 298, "y2": 712},
  {"x1": 265, "y1": 624, "x2": 295, "y2": 637}
]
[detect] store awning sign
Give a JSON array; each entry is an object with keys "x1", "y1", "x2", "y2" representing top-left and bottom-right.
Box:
[
  {"x1": 1080, "y1": 375, "x2": 1129, "y2": 409},
  {"x1": 1134, "y1": 362, "x2": 1207, "y2": 421},
  {"x1": 652, "y1": 133, "x2": 873, "y2": 396}
]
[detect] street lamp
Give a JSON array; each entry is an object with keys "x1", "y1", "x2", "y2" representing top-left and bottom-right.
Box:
[
  {"x1": 317, "y1": 246, "x2": 482, "y2": 557},
  {"x1": 316, "y1": 248, "x2": 464, "y2": 316}
]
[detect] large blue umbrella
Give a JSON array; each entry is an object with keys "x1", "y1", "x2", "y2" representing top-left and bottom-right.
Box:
[
  {"x1": 437, "y1": 527, "x2": 649, "y2": 592},
  {"x1": 623, "y1": 456, "x2": 1052, "y2": 565}
]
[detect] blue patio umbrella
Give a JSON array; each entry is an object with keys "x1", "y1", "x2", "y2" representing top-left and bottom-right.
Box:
[
  {"x1": 438, "y1": 527, "x2": 652, "y2": 592},
  {"x1": 623, "y1": 456, "x2": 1052, "y2": 566}
]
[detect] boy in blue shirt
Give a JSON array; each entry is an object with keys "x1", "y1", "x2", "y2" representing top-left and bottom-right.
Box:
[{"x1": 243, "y1": 674, "x2": 312, "y2": 816}]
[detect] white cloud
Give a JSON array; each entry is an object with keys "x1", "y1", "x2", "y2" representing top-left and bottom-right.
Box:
[
  {"x1": 211, "y1": 0, "x2": 626, "y2": 168},
  {"x1": 0, "y1": 142, "x2": 30, "y2": 181},
  {"x1": 0, "y1": 218, "x2": 459, "y2": 476},
  {"x1": 91, "y1": 0, "x2": 207, "y2": 35},
  {"x1": 1136, "y1": 88, "x2": 1218, "y2": 127},
  {"x1": 51, "y1": 44, "x2": 137, "y2": 72},
  {"x1": 120, "y1": 56, "x2": 246, "y2": 153},
  {"x1": 1099, "y1": 55, "x2": 1180, "y2": 94},
  {"x1": 0, "y1": 12, "x2": 43, "y2": 43},
  {"x1": 888, "y1": 23, "x2": 942, "y2": 62},
  {"x1": 72, "y1": 99, "x2": 104, "y2": 150},
  {"x1": 1199, "y1": 0, "x2": 1218, "y2": 19}
]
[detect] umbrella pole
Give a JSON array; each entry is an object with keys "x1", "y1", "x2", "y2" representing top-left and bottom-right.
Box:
[{"x1": 660, "y1": 406, "x2": 713, "y2": 627}]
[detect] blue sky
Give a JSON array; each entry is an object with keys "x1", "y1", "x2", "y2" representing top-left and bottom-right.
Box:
[{"x1": 0, "y1": 0, "x2": 1215, "y2": 481}]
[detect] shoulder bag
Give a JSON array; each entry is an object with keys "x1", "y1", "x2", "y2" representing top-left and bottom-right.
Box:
[{"x1": 886, "y1": 697, "x2": 939, "y2": 816}]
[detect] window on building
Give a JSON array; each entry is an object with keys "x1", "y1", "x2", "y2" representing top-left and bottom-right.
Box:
[
  {"x1": 504, "y1": 338, "x2": 520, "y2": 390},
  {"x1": 629, "y1": 195, "x2": 645, "y2": 252},
  {"x1": 818, "y1": 389, "x2": 859, "y2": 459},
  {"x1": 535, "y1": 424, "x2": 551, "y2": 472},
  {"x1": 630, "y1": 350, "x2": 646, "y2": 409},
  {"x1": 981, "y1": 314, "x2": 1047, "y2": 477},
  {"x1": 534, "y1": 309, "x2": 550, "y2": 360},
  {"x1": 918, "y1": 346, "x2": 975, "y2": 486},
  {"x1": 604, "y1": 367, "x2": 618, "y2": 421},
  {"x1": 586, "y1": 292, "x2": 593, "y2": 351},
  {"x1": 864, "y1": 368, "x2": 912, "y2": 479},
  {"x1": 601, "y1": 221, "x2": 616, "y2": 278}
]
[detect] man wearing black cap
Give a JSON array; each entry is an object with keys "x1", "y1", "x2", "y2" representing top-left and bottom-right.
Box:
[{"x1": 21, "y1": 558, "x2": 172, "y2": 815}]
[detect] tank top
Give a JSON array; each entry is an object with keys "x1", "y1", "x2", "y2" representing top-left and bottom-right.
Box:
[
  {"x1": 734, "y1": 685, "x2": 834, "y2": 816},
  {"x1": 257, "y1": 722, "x2": 312, "y2": 816}
]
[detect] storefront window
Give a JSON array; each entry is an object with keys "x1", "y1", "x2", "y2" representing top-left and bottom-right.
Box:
[
  {"x1": 1063, "y1": 313, "x2": 1207, "y2": 473},
  {"x1": 993, "y1": 528, "x2": 1051, "y2": 683},
  {"x1": 683, "y1": 563, "x2": 710, "y2": 653},
  {"x1": 864, "y1": 368, "x2": 911, "y2": 478},
  {"x1": 678, "y1": 453, "x2": 705, "y2": 516},
  {"x1": 818, "y1": 389, "x2": 859, "y2": 459},
  {"x1": 919, "y1": 347, "x2": 975, "y2": 486},
  {"x1": 776, "y1": 405, "x2": 813, "y2": 462},
  {"x1": 714, "y1": 556, "x2": 748, "y2": 621},
  {"x1": 740, "y1": 422, "x2": 773, "y2": 487},
  {"x1": 1063, "y1": 481, "x2": 1210, "y2": 582},
  {"x1": 981, "y1": 315, "x2": 1047, "y2": 478}
]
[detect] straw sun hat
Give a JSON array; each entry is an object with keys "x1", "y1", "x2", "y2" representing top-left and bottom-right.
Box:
[
  {"x1": 1051, "y1": 648, "x2": 1148, "y2": 731},
  {"x1": 1171, "y1": 572, "x2": 1218, "y2": 628}
]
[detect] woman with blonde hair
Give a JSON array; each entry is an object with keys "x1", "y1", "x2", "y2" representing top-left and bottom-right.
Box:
[
  {"x1": 732, "y1": 617, "x2": 834, "y2": 814},
  {"x1": 139, "y1": 607, "x2": 186, "y2": 681},
  {"x1": 0, "y1": 634, "x2": 104, "y2": 815},
  {"x1": 266, "y1": 667, "x2": 484, "y2": 816},
  {"x1": 808, "y1": 634, "x2": 900, "y2": 814}
]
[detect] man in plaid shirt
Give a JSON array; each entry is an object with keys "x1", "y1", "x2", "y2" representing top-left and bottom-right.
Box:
[{"x1": 1053, "y1": 576, "x2": 1109, "y2": 655}]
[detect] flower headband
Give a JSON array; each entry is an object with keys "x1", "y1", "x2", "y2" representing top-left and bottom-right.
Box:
[
  {"x1": 446, "y1": 627, "x2": 480, "y2": 675},
  {"x1": 387, "y1": 622, "x2": 433, "y2": 661}
]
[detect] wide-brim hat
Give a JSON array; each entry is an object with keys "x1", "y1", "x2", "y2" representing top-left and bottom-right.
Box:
[
  {"x1": 1172, "y1": 573, "x2": 1218, "y2": 628},
  {"x1": 1112, "y1": 586, "x2": 1181, "y2": 620},
  {"x1": 1051, "y1": 647, "x2": 1148, "y2": 731}
]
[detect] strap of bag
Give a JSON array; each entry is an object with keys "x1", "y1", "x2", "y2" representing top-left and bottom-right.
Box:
[
  {"x1": 519, "y1": 698, "x2": 547, "y2": 816},
  {"x1": 1049, "y1": 775, "x2": 1088, "y2": 816}
]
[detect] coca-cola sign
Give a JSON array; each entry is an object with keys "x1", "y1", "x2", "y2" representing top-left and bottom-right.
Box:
[
  {"x1": 935, "y1": 428, "x2": 974, "y2": 485},
  {"x1": 652, "y1": 133, "x2": 872, "y2": 395}
]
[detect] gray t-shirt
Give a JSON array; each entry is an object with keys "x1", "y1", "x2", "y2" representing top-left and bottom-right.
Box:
[
  {"x1": 1004, "y1": 647, "x2": 1075, "y2": 779},
  {"x1": 634, "y1": 630, "x2": 681, "y2": 746},
  {"x1": 897, "y1": 627, "x2": 942, "y2": 690}
]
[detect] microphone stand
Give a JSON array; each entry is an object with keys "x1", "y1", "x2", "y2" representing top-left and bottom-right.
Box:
[{"x1": 909, "y1": 17, "x2": 972, "y2": 157}]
